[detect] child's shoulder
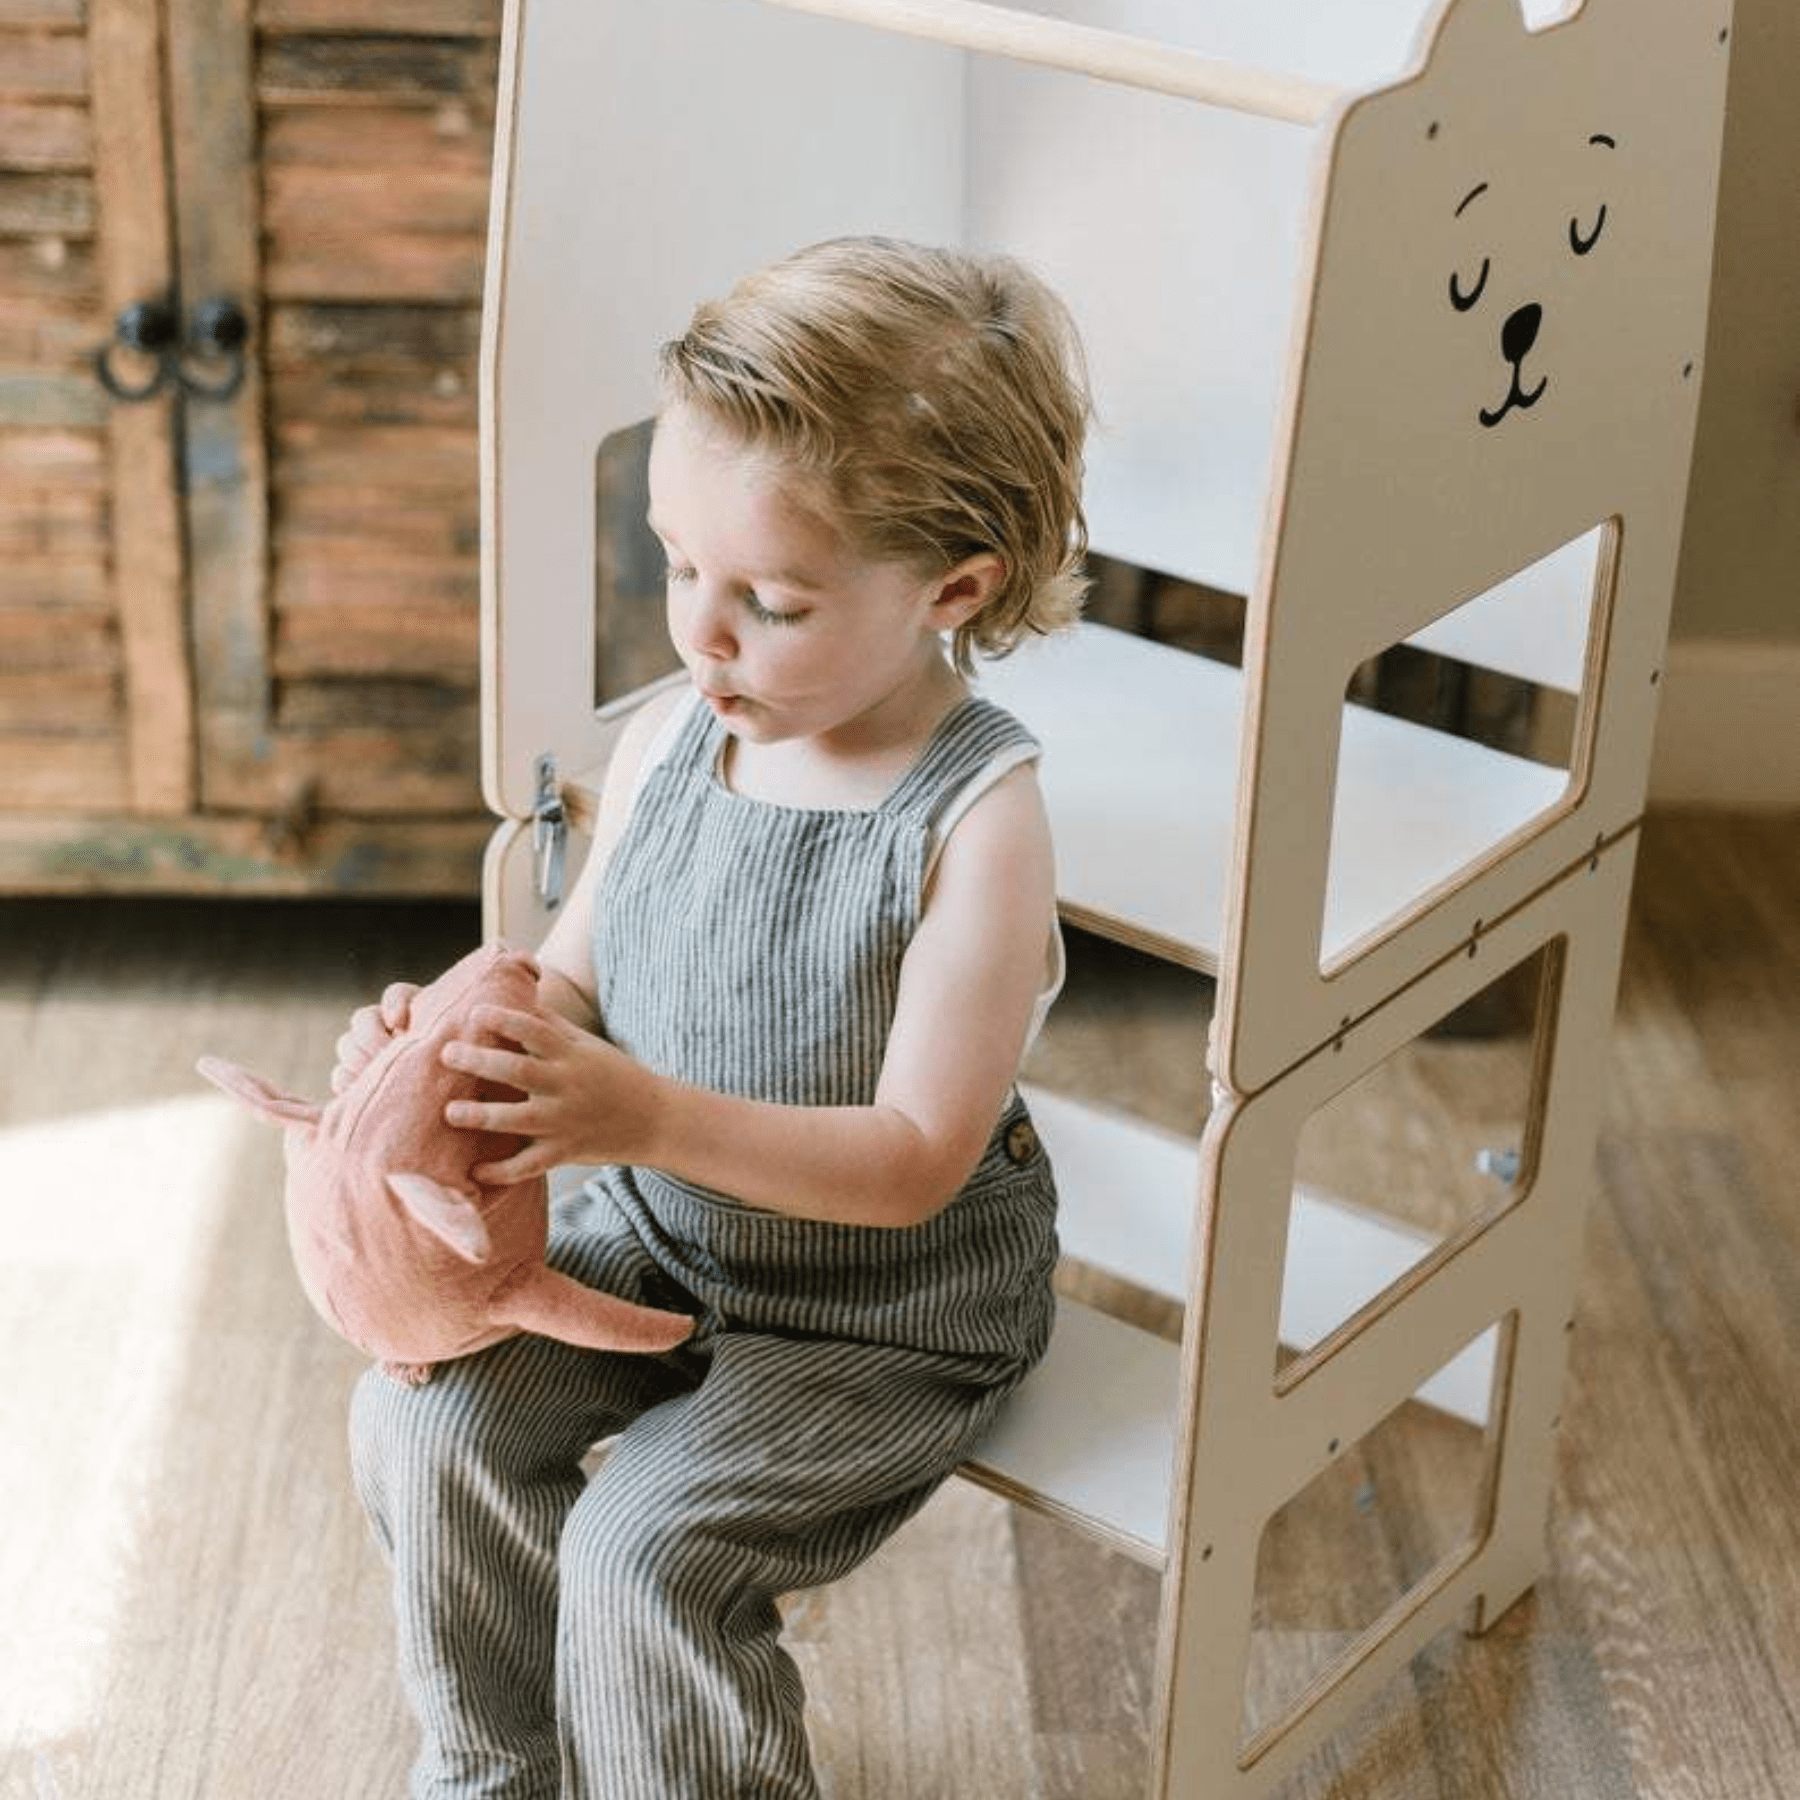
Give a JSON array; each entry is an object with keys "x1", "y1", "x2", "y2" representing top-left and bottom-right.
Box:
[{"x1": 922, "y1": 724, "x2": 1052, "y2": 905}]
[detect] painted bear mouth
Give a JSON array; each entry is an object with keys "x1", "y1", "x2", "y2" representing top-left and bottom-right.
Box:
[{"x1": 1480, "y1": 367, "x2": 1548, "y2": 428}]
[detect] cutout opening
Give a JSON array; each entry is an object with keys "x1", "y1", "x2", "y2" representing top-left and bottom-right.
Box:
[
  {"x1": 1019, "y1": 927, "x2": 1219, "y2": 1342},
  {"x1": 1275, "y1": 942, "x2": 1560, "y2": 1412},
  {"x1": 1083, "y1": 549, "x2": 1247, "y2": 667},
  {"x1": 593, "y1": 420, "x2": 682, "y2": 712},
  {"x1": 1320, "y1": 522, "x2": 1617, "y2": 973},
  {"x1": 1238, "y1": 1317, "x2": 1510, "y2": 1764}
]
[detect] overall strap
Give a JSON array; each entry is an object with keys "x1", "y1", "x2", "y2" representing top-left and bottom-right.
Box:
[{"x1": 882, "y1": 696, "x2": 1040, "y2": 828}]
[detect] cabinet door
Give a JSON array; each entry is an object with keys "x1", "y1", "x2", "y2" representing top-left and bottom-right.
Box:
[
  {"x1": 0, "y1": 0, "x2": 192, "y2": 823},
  {"x1": 169, "y1": 0, "x2": 499, "y2": 827}
]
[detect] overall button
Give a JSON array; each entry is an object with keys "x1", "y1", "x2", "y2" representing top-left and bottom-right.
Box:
[{"x1": 1004, "y1": 1118, "x2": 1040, "y2": 1167}]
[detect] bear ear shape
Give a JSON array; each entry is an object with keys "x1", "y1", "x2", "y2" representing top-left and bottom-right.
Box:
[
  {"x1": 1420, "y1": 0, "x2": 1531, "y2": 66},
  {"x1": 387, "y1": 1172, "x2": 493, "y2": 1264},
  {"x1": 196, "y1": 1056, "x2": 323, "y2": 1129}
]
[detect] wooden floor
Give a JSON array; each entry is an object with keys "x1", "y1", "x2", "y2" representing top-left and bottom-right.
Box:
[{"x1": 2, "y1": 808, "x2": 1796, "y2": 1799}]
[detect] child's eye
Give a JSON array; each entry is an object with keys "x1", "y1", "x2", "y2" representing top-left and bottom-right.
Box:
[
  {"x1": 663, "y1": 560, "x2": 696, "y2": 585},
  {"x1": 744, "y1": 593, "x2": 807, "y2": 628},
  {"x1": 1449, "y1": 257, "x2": 1489, "y2": 312},
  {"x1": 1569, "y1": 203, "x2": 1607, "y2": 256}
]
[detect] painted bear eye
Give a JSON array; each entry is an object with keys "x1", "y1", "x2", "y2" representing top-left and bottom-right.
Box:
[
  {"x1": 1570, "y1": 203, "x2": 1607, "y2": 255},
  {"x1": 1449, "y1": 258, "x2": 1489, "y2": 312}
]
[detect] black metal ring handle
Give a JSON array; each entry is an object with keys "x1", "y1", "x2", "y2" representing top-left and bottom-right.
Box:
[
  {"x1": 177, "y1": 298, "x2": 249, "y2": 401},
  {"x1": 94, "y1": 298, "x2": 179, "y2": 401}
]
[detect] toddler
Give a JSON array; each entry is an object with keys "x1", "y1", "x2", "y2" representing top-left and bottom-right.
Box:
[{"x1": 344, "y1": 235, "x2": 1091, "y2": 1798}]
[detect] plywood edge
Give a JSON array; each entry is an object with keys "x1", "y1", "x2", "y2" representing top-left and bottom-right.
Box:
[{"x1": 477, "y1": 0, "x2": 529, "y2": 820}]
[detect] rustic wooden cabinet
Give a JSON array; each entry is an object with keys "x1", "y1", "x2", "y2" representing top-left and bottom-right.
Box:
[{"x1": 0, "y1": 0, "x2": 499, "y2": 893}]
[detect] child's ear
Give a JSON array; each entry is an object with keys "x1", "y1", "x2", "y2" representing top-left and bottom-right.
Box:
[{"x1": 926, "y1": 551, "x2": 1007, "y2": 634}]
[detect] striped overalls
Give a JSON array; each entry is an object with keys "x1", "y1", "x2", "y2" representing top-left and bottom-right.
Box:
[{"x1": 351, "y1": 693, "x2": 1060, "y2": 1798}]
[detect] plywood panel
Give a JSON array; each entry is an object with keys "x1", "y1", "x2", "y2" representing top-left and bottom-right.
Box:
[
  {"x1": 1155, "y1": 835, "x2": 1639, "y2": 1795},
  {"x1": 482, "y1": 0, "x2": 967, "y2": 818},
  {"x1": 1215, "y1": 0, "x2": 1734, "y2": 1091}
]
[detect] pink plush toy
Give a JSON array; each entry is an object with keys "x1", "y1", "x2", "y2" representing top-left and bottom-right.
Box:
[{"x1": 198, "y1": 941, "x2": 693, "y2": 1384}]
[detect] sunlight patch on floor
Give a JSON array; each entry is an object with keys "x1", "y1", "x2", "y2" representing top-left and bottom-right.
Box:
[{"x1": 0, "y1": 1092, "x2": 258, "y2": 1747}]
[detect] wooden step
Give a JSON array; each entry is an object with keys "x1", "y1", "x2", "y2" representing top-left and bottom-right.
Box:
[
  {"x1": 961, "y1": 1084, "x2": 1497, "y2": 1564},
  {"x1": 978, "y1": 623, "x2": 1569, "y2": 971}
]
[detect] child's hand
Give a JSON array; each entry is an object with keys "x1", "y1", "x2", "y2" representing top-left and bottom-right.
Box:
[
  {"x1": 330, "y1": 982, "x2": 422, "y2": 1095},
  {"x1": 439, "y1": 1004, "x2": 658, "y2": 1184}
]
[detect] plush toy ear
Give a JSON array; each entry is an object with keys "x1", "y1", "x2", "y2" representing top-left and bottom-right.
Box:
[
  {"x1": 196, "y1": 1056, "x2": 323, "y2": 1129},
  {"x1": 386, "y1": 1172, "x2": 493, "y2": 1264}
]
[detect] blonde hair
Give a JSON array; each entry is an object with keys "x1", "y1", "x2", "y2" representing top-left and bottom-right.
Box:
[{"x1": 658, "y1": 236, "x2": 1091, "y2": 672}]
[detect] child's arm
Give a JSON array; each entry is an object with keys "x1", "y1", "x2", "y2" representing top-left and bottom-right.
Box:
[{"x1": 444, "y1": 761, "x2": 1057, "y2": 1229}]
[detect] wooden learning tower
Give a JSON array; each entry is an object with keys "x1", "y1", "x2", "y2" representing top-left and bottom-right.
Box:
[{"x1": 476, "y1": 0, "x2": 1733, "y2": 1792}]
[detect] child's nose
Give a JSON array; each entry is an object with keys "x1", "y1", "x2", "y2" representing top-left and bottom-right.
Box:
[{"x1": 682, "y1": 586, "x2": 737, "y2": 662}]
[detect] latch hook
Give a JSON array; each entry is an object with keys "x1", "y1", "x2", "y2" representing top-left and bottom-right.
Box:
[{"x1": 531, "y1": 753, "x2": 567, "y2": 911}]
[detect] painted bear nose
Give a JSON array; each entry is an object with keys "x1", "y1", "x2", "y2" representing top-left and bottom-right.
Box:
[{"x1": 1502, "y1": 301, "x2": 1542, "y2": 365}]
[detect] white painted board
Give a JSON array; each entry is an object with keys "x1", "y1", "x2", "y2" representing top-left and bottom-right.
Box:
[{"x1": 979, "y1": 623, "x2": 1568, "y2": 972}]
